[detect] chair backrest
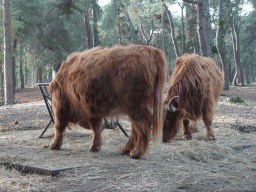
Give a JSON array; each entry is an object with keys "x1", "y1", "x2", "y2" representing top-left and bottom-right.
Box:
[{"x1": 37, "y1": 83, "x2": 54, "y2": 123}]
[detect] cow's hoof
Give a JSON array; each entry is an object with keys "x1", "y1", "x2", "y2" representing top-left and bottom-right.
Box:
[
  {"x1": 163, "y1": 137, "x2": 167, "y2": 143},
  {"x1": 130, "y1": 149, "x2": 142, "y2": 159},
  {"x1": 89, "y1": 148, "x2": 100, "y2": 152},
  {"x1": 182, "y1": 135, "x2": 192, "y2": 140},
  {"x1": 206, "y1": 134, "x2": 215, "y2": 140},
  {"x1": 121, "y1": 146, "x2": 132, "y2": 155},
  {"x1": 130, "y1": 154, "x2": 141, "y2": 159},
  {"x1": 121, "y1": 149, "x2": 130, "y2": 155},
  {"x1": 49, "y1": 143, "x2": 61, "y2": 150},
  {"x1": 163, "y1": 138, "x2": 171, "y2": 143},
  {"x1": 120, "y1": 151, "x2": 130, "y2": 156}
]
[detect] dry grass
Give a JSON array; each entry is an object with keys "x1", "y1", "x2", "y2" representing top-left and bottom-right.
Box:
[{"x1": 1, "y1": 84, "x2": 256, "y2": 191}]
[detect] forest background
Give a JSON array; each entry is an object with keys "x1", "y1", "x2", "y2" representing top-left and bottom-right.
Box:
[{"x1": 0, "y1": 0, "x2": 255, "y2": 105}]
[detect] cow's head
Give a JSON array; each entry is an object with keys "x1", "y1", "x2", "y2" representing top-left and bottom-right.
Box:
[{"x1": 163, "y1": 96, "x2": 186, "y2": 142}]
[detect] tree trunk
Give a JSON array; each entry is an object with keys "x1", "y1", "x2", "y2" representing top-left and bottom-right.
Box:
[
  {"x1": 92, "y1": 8, "x2": 99, "y2": 47},
  {"x1": 230, "y1": 22, "x2": 244, "y2": 86},
  {"x1": 197, "y1": 0, "x2": 212, "y2": 57},
  {"x1": 0, "y1": 70, "x2": 3, "y2": 97},
  {"x1": 252, "y1": 69, "x2": 255, "y2": 82},
  {"x1": 47, "y1": 69, "x2": 52, "y2": 83},
  {"x1": 36, "y1": 67, "x2": 42, "y2": 83},
  {"x1": 12, "y1": 56, "x2": 16, "y2": 92},
  {"x1": 245, "y1": 69, "x2": 250, "y2": 84},
  {"x1": 162, "y1": 3, "x2": 180, "y2": 58},
  {"x1": 121, "y1": 6, "x2": 138, "y2": 44},
  {"x1": 140, "y1": 17, "x2": 154, "y2": 45},
  {"x1": 180, "y1": 3, "x2": 186, "y2": 55},
  {"x1": 117, "y1": 12, "x2": 122, "y2": 45},
  {"x1": 216, "y1": 0, "x2": 229, "y2": 90},
  {"x1": 3, "y1": 0, "x2": 14, "y2": 105},
  {"x1": 161, "y1": 4, "x2": 167, "y2": 57},
  {"x1": 20, "y1": 43, "x2": 24, "y2": 89},
  {"x1": 12, "y1": 38, "x2": 18, "y2": 93},
  {"x1": 25, "y1": 66, "x2": 29, "y2": 86},
  {"x1": 84, "y1": 0, "x2": 93, "y2": 49},
  {"x1": 231, "y1": 67, "x2": 236, "y2": 83}
]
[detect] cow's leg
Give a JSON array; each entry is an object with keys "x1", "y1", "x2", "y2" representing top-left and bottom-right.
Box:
[
  {"x1": 89, "y1": 118, "x2": 103, "y2": 152},
  {"x1": 130, "y1": 119, "x2": 151, "y2": 159},
  {"x1": 50, "y1": 110, "x2": 69, "y2": 149},
  {"x1": 121, "y1": 124, "x2": 137, "y2": 155},
  {"x1": 124, "y1": 108, "x2": 152, "y2": 159},
  {"x1": 182, "y1": 119, "x2": 192, "y2": 140},
  {"x1": 203, "y1": 99, "x2": 215, "y2": 140}
]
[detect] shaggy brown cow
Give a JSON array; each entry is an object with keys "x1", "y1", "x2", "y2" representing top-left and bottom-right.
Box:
[
  {"x1": 49, "y1": 44, "x2": 167, "y2": 159},
  {"x1": 163, "y1": 54, "x2": 223, "y2": 142}
]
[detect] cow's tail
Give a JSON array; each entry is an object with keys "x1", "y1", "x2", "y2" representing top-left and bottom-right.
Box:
[{"x1": 152, "y1": 48, "x2": 167, "y2": 144}]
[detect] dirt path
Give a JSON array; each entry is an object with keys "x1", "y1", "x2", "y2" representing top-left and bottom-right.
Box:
[{"x1": 0, "y1": 84, "x2": 256, "y2": 191}]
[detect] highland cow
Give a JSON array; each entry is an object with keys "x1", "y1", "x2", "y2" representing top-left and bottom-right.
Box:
[
  {"x1": 49, "y1": 45, "x2": 167, "y2": 159},
  {"x1": 163, "y1": 54, "x2": 223, "y2": 142}
]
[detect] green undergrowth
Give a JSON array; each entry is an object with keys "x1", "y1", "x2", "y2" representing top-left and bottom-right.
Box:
[{"x1": 228, "y1": 97, "x2": 247, "y2": 105}]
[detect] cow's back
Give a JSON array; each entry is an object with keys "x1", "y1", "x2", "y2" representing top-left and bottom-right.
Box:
[{"x1": 50, "y1": 45, "x2": 166, "y2": 120}]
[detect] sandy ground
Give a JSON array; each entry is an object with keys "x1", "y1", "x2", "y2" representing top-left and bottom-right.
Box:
[{"x1": 0, "y1": 84, "x2": 256, "y2": 192}]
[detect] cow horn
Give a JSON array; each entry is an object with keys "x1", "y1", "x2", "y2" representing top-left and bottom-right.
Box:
[{"x1": 168, "y1": 96, "x2": 179, "y2": 112}]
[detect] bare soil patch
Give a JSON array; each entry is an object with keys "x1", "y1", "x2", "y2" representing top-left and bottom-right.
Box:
[
  {"x1": 0, "y1": 87, "x2": 43, "y2": 106},
  {"x1": 0, "y1": 84, "x2": 256, "y2": 191}
]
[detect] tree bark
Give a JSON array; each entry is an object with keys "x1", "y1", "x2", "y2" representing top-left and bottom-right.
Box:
[
  {"x1": 162, "y1": 2, "x2": 180, "y2": 58},
  {"x1": 121, "y1": 6, "x2": 138, "y2": 44},
  {"x1": 245, "y1": 69, "x2": 250, "y2": 84},
  {"x1": 3, "y1": 0, "x2": 14, "y2": 105},
  {"x1": 216, "y1": 0, "x2": 229, "y2": 90},
  {"x1": 196, "y1": 0, "x2": 212, "y2": 57},
  {"x1": 20, "y1": 43, "x2": 24, "y2": 89},
  {"x1": 140, "y1": 17, "x2": 154, "y2": 45},
  {"x1": 161, "y1": 4, "x2": 167, "y2": 57},
  {"x1": 12, "y1": 56, "x2": 16, "y2": 92},
  {"x1": 84, "y1": 0, "x2": 93, "y2": 49},
  {"x1": 117, "y1": 12, "x2": 122, "y2": 45},
  {"x1": 92, "y1": 7, "x2": 99, "y2": 47},
  {"x1": 0, "y1": 72, "x2": 3, "y2": 97},
  {"x1": 252, "y1": 69, "x2": 255, "y2": 82},
  {"x1": 36, "y1": 67, "x2": 42, "y2": 83},
  {"x1": 180, "y1": 3, "x2": 186, "y2": 54},
  {"x1": 230, "y1": 22, "x2": 244, "y2": 86}
]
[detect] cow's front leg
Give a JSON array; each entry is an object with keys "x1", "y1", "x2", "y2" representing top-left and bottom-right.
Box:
[
  {"x1": 50, "y1": 114, "x2": 69, "y2": 150},
  {"x1": 49, "y1": 92, "x2": 70, "y2": 150},
  {"x1": 90, "y1": 118, "x2": 103, "y2": 152},
  {"x1": 182, "y1": 119, "x2": 192, "y2": 140}
]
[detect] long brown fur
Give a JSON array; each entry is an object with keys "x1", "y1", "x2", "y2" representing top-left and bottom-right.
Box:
[
  {"x1": 163, "y1": 54, "x2": 223, "y2": 142},
  {"x1": 49, "y1": 44, "x2": 167, "y2": 159}
]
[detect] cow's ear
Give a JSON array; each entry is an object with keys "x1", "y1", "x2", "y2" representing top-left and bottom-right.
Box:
[{"x1": 168, "y1": 96, "x2": 179, "y2": 112}]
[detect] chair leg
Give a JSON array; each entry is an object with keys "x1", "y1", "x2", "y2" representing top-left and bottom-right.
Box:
[
  {"x1": 115, "y1": 121, "x2": 129, "y2": 137},
  {"x1": 39, "y1": 120, "x2": 53, "y2": 138}
]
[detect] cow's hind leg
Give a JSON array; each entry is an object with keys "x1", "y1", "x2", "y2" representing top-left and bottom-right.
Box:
[
  {"x1": 89, "y1": 118, "x2": 103, "y2": 152},
  {"x1": 203, "y1": 99, "x2": 215, "y2": 140},
  {"x1": 130, "y1": 119, "x2": 151, "y2": 159},
  {"x1": 123, "y1": 109, "x2": 152, "y2": 159},
  {"x1": 50, "y1": 110, "x2": 69, "y2": 149},
  {"x1": 121, "y1": 125, "x2": 137, "y2": 155}
]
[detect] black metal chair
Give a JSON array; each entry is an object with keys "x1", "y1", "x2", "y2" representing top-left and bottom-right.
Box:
[{"x1": 37, "y1": 83, "x2": 54, "y2": 138}]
